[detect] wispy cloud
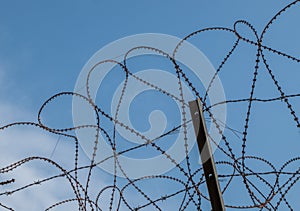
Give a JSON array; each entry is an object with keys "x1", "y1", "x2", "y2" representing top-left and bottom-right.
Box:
[
  {"x1": 0, "y1": 102, "x2": 81, "y2": 210},
  {"x1": 0, "y1": 101, "x2": 115, "y2": 210}
]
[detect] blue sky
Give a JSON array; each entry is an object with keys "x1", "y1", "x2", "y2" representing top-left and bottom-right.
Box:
[
  {"x1": 1, "y1": 0, "x2": 300, "y2": 210},
  {"x1": 0, "y1": 0, "x2": 297, "y2": 110}
]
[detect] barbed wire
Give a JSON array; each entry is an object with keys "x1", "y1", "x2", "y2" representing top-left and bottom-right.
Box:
[{"x1": 1, "y1": 1, "x2": 300, "y2": 210}]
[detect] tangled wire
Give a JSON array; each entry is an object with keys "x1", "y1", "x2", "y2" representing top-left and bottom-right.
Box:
[{"x1": 1, "y1": 1, "x2": 300, "y2": 210}]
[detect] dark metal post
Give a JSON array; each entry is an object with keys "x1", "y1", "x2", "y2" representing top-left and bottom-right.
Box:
[{"x1": 189, "y1": 99, "x2": 225, "y2": 211}]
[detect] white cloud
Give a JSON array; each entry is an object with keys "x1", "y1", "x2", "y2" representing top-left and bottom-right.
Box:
[
  {"x1": 0, "y1": 102, "x2": 103, "y2": 210},
  {"x1": 0, "y1": 103, "x2": 75, "y2": 210}
]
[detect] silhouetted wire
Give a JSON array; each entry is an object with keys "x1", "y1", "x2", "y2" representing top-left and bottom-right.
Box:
[{"x1": 1, "y1": 1, "x2": 300, "y2": 210}]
